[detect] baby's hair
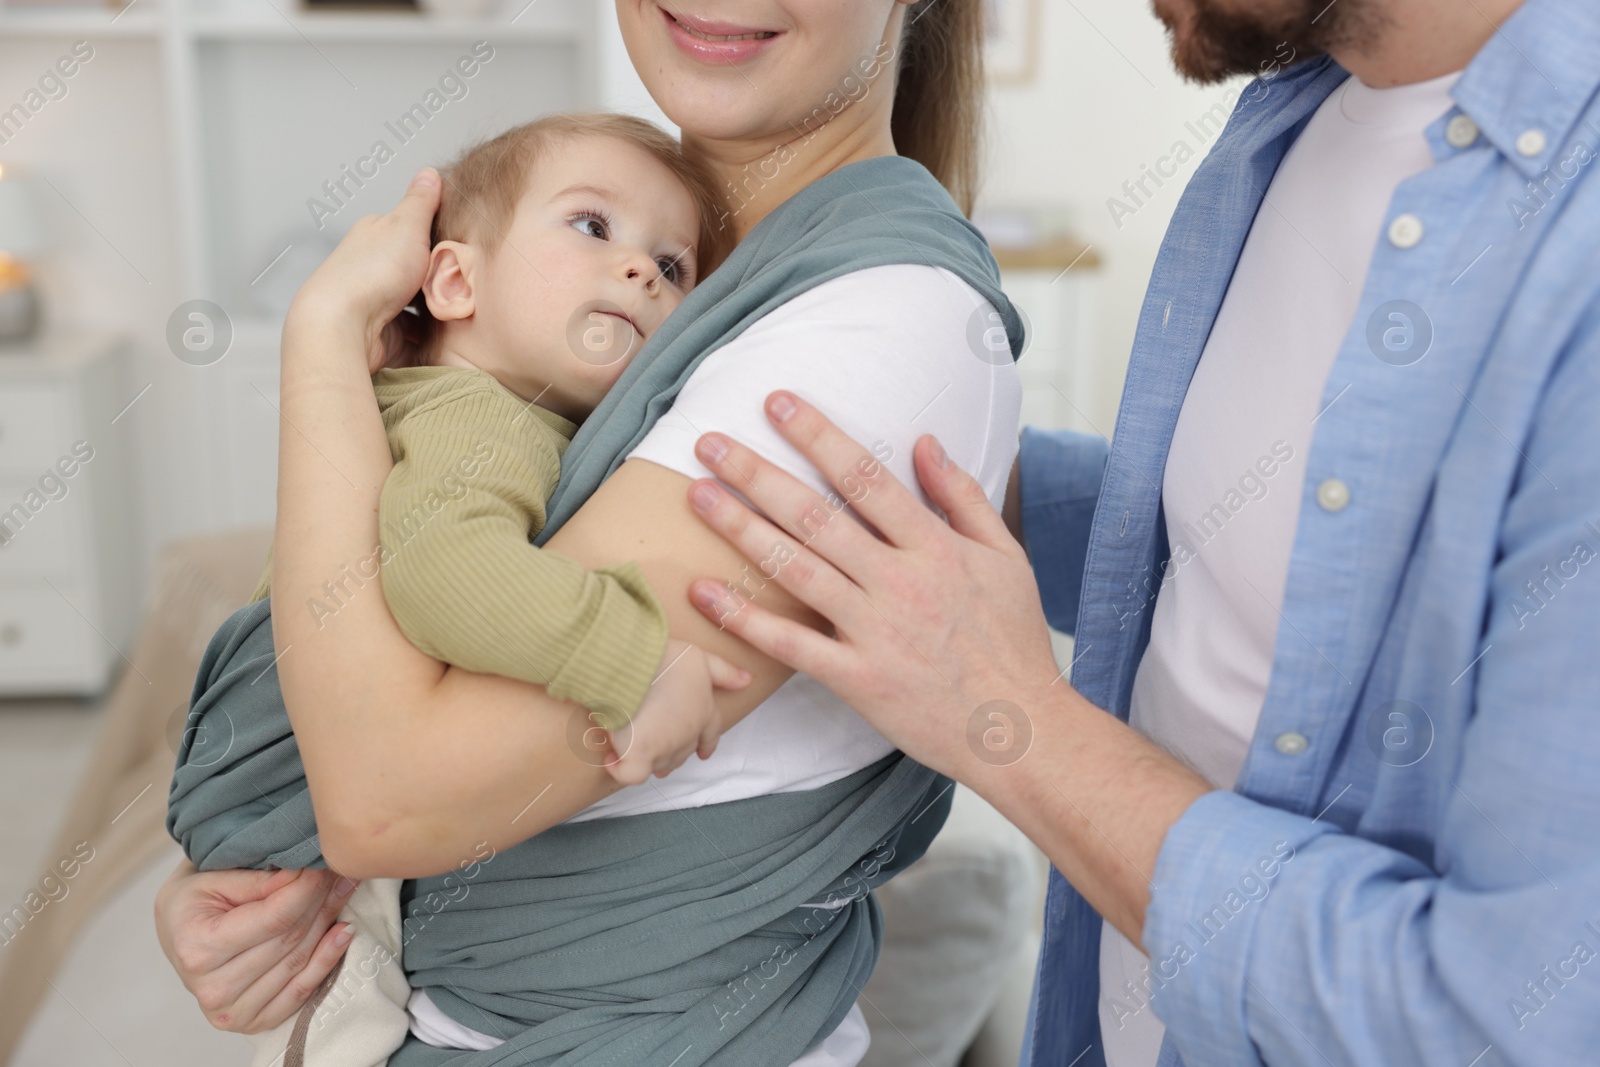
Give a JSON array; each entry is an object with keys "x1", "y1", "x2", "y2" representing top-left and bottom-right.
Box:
[
  {"x1": 433, "y1": 111, "x2": 727, "y2": 264},
  {"x1": 396, "y1": 112, "x2": 728, "y2": 366}
]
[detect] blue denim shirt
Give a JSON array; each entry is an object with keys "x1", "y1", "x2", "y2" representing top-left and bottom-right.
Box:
[{"x1": 1017, "y1": 1, "x2": 1600, "y2": 1064}]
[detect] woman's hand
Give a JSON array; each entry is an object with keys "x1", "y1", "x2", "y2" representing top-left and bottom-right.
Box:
[
  {"x1": 682, "y1": 390, "x2": 1064, "y2": 780},
  {"x1": 154, "y1": 859, "x2": 359, "y2": 1033},
  {"x1": 286, "y1": 167, "x2": 442, "y2": 374}
]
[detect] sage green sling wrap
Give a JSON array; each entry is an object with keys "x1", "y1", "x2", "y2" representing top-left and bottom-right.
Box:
[{"x1": 168, "y1": 155, "x2": 1025, "y2": 1067}]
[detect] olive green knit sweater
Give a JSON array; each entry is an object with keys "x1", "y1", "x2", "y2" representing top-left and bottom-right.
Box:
[{"x1": 249, "y1": 364, "x2": 667, "y2": 728}]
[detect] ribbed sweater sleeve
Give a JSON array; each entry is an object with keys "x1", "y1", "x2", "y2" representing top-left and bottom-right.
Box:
[
  {"x1": 375, "y1": 376, "x2": 668, "y2": 728},
  {"x1": 246, "y1": 370, "x2": 668, "y2": 728}
]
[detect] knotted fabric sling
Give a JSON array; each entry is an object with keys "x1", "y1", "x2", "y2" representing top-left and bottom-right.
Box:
[{"x1": 168, "y1": 155, "x2": 1025, "y2": 1067}]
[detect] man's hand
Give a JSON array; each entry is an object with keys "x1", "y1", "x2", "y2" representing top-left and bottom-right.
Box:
[
  {"x1": 680, "y1": 391, "x2": 1211, "y2": 945},
  {"x1": 680, "y1": 390, "x2": 1062, "y2": 780}
]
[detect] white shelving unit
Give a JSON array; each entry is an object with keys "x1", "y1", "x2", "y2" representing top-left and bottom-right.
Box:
[
  {"x1": 0, "y1": 0, "x2": 644, "y2": 542},
  {"x1": 0, "y1": 333, "x2": 141, "y2": 695}
]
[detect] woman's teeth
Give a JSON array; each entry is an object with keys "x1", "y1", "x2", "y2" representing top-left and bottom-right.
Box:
[{"x1": 673, "y1": 17, "x2": 776, "y2": 41}]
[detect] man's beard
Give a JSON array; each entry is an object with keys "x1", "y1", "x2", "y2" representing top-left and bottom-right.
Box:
[{"x1": 1152, "y1": 0, "x2": 1385, "y2": 83}]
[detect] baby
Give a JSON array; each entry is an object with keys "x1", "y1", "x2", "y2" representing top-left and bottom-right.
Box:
[
  {"x1": 239, "y1": 112, "x2": 746, "y2": 1066},
  {"x1": 250, "y1": 112, "x2": 741, "y2": 787}
]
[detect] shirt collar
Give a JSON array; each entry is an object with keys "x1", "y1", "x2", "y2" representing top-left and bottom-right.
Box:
[{"x1": 1451, "y1": 0, "x2": 1600, "y2": 178}]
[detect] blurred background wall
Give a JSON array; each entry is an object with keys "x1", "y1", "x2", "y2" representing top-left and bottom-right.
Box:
[
  {"x1": 0, "y1": 0, "x2": 1240, "y2": 612},
  {"x1": 0, "y1": 2, "x2": 1245, "y2": 1062}
]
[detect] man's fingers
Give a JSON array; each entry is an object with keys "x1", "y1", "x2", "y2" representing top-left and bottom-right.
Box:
[
  {"x1": 689, "y1": 578, "x2": 845, "y2": 678},
  {"x1": 685, "y1": 475, "x2": 869, "y2": 632},
  {"x1": 914, "y1": 435, "x2": 1021, "y2": 555},
  {"x1": 759, "y1": 390, "x2": 945, "y2": 549},
  {"x1": 692, "y1": 428, "x2": 891, "y2": 581}
]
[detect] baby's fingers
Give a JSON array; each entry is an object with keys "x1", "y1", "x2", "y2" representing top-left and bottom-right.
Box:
[
  {"x1": 697, "y1": 721, "x2": 721, "y2": 761},
  {"x1": 652, "y1": 745, "x2": 694, "y2": 779},
  {"x1": 604, "y1": 743, "x2": 652, "y2": 787},
  {"x1": 705, "y1": 652, "x2": 753, "y2": 691}
]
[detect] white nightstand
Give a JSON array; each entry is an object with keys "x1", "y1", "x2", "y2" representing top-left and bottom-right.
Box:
[{"x1": 0, "y1": 333, "x2": 142, "y2": 696}]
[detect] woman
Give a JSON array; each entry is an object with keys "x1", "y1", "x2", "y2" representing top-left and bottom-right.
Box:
[{"x1": 157, "y1": 1, "x2": 1019, "y2": 1062}]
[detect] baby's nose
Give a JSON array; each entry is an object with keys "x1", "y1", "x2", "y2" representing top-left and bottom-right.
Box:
[{"x1": 626, "y1": 264, "x2": 660, "y2": 291}]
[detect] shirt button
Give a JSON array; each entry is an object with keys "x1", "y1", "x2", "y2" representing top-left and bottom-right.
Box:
[
  {"x1": 1388, "y1": 213, "x2": 1425, "y2": 249},
  {"x1": 1516, "y1": 128, "x2": 1548, "y2": 157},
  {"x1": 1316, "y1": 478, "x2": 1351, "y2": 512},
  {"x1": 1275, "y1": 732, "x2": 1309, "y2": 756},
  {"x1": 1445, "y1": 114, "x2": 1479, "y2": 148}
]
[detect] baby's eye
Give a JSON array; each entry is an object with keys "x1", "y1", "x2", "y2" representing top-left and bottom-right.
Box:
[
  {"x1": 656, "y1": 256, "x2": 683, "y2": 286},
  {"x1": 570, "y1": 215, "x2": 608, "y2": 240}
]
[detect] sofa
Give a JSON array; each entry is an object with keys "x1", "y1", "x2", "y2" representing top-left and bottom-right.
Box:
[{"x1": 0, "y1": 527, "x2": 1045, "y2": 1066}]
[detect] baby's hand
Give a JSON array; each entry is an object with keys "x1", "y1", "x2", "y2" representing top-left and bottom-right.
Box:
[{"x1": 603, "y1": 639, "x2": 750, "y2": 787}]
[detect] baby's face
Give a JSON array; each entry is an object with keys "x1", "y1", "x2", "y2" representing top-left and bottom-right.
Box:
[{"x1": 464, "y1": 135, "x2": 702, "y2": 419}]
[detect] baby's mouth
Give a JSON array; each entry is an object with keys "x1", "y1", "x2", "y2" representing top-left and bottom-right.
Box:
[{"x1": 600, "y1": 310, "x2": 642, "y2": 338}]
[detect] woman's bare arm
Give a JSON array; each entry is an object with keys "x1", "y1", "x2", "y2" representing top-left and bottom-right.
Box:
[{"x1": 271, "y1": 180, "x2": 811, "y2": 880}]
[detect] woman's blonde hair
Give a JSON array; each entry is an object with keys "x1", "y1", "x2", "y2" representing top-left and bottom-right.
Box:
[{"x1": 891, "y1": 0, "x2": 987, "y2": 216}]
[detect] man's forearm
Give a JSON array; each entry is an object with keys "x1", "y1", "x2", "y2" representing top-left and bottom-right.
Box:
[{"x1": 965, "y1": 685, "x2": 1211, "y2": 945}]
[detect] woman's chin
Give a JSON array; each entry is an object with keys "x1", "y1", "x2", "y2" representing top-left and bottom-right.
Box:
[{"x1": 661, "y1": 92, "x2": 794, "y2": 149}]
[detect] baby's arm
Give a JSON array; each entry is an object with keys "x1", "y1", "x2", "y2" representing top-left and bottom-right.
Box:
[{"x1": 378, "y1": 382, "x2": 667, "y2": 728}]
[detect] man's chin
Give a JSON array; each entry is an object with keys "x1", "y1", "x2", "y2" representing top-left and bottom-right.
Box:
[{"x1": 1151, "y1": 0, "x2": 1338, "y2": 86}]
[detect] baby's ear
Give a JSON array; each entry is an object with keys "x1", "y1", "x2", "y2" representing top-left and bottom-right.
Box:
[{"x1": 421, "y1": 241, "x2": 476, "y2": 322}]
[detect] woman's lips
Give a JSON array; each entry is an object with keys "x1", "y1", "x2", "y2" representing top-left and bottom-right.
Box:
[{"x1": 659, "y1": 5, "x2": 781, "y2": 65}]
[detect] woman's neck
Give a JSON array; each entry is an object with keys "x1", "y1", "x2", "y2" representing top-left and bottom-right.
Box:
[{"x1": 686, "y1": 104, "x2": 898, "y2": 243}]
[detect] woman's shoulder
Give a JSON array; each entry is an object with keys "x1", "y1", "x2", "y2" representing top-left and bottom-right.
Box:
[
  {"x1": 662, "y1": 262, "x2": 1019, "y2": 448},
  {"x1": 740, "y1": 262, "x2": 999, "y2": 360}
]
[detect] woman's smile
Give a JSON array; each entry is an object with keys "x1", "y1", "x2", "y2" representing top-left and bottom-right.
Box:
[{"x1": 659, "y1": 4, "x2": 784, "y2": 64}]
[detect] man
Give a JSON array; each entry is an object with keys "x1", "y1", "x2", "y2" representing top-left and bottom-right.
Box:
[{"x1": 682, "y1": 0, "x2": 1600, "y2": 1063}]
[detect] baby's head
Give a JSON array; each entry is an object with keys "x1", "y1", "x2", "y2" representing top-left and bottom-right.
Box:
[{"x1": 413, "y1": 113, "x2": 725, "y2": 421}]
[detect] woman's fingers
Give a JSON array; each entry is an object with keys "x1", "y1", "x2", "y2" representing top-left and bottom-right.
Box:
[
  {"x1": 245, "y1": 921, "x2": 355, "y2": 1033},
  {"x1": 225, "y1": 868, "x2": 354, "y2": 955},
  {"x1": 398, "y1": 166, "x2": 441, "y2": 217},
  {"x1": 758, "y1": 391, "x2": 946, "y2": 550},
  {"x1": 187, "y1": 870, "x2": 356, "y2": 1031},
  {"x1": 293, "y1": 167, "x2": 442, "y2": 344}
]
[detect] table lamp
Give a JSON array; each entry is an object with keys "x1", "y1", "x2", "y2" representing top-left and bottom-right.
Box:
[{"x1": 0, "y1": 165, "x2": 46, "y2": 342}]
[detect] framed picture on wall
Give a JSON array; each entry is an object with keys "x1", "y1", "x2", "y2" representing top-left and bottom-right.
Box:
[{"x1": 984, "y1": 0, "x2": 1041, "y2": 84}]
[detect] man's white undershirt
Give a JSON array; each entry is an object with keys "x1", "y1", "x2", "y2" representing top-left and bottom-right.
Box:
[
  {"x1": 1097, "y1": 70, "x2": 1461, "y2": 1066},
  {"x1": 409, "y1": 263, "x2": 1023, "y2": 1066}
]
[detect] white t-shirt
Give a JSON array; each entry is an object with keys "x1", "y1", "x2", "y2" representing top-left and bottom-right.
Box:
[
  {"x1": 411, "y1": 262, "x2": 1023, "y2": 1064},
  {"x1": 1097, "y1": 71, "x2": 1461, "y2": 1067}
]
